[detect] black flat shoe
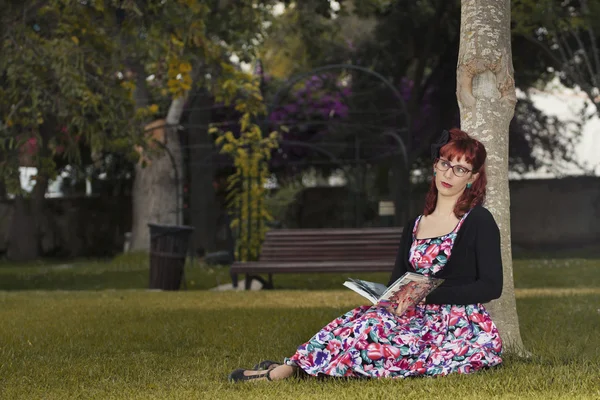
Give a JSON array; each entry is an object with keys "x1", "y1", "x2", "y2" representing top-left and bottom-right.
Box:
[
  {"x1": 228, "y1": 368, "x2": 272, "y2": 383},
  {"x1": 252, "y1": 360, "x2": 281, "y2": 370}
]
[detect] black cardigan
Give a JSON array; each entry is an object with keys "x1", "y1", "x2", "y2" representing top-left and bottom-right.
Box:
[{"x1": 387, "y1": 205, "x2": 503, "y2": 305}]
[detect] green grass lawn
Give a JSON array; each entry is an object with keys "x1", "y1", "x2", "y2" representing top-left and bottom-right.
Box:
[{"x1": 0, "y1": 255, "x2": 599, "y2": 399}]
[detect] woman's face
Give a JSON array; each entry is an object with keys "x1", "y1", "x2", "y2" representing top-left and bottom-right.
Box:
[{"x1": 434, "y1": 156, "x2": 478, "y2": 197}]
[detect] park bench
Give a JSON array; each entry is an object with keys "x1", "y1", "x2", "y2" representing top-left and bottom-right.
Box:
[{"x1": 230, "y1": 227, "x2": 403, "y2": 290}]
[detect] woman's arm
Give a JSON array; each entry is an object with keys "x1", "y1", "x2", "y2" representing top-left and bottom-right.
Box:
[
  {"x1": 425, "y1": 210, "x2": 503, "y2": 305},
  {"x1": 386, "y1": 221, "x2": 413, "y2": 286}
]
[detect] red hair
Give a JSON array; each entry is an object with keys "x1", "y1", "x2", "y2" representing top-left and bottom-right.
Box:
[{"x1": 423, "y1": 128, "x2": 487, "y2": 217}]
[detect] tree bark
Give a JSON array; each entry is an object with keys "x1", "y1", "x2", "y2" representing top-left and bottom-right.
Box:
[
  {"x1": 457, "y1": 0, "x2": 525, "y2": 353},
  {"x1": 129, "y1": 65, "x2": 188, "y2": 251},
  {"x1": 129, "y1": 115, "x2": 184, "y2": 251}
]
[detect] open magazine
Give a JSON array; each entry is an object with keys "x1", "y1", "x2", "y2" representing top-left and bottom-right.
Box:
[{"x1": 343, "y1": 272, "x2": 444, "y2": 306}]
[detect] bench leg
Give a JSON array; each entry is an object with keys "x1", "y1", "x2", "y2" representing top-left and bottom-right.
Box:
[
  {"x1": 231, "y1": 270, "x2": 239, "y2": 289},
  {"x1": 243, "y1": 274, "x2": 272, "y2": 290}
]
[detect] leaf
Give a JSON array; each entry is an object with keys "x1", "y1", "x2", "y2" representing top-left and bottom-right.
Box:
[{"x1": 170, "y1": 34, "x2": 184, "y2": 48}]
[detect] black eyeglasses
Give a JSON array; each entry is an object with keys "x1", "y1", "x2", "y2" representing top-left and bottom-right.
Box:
[{"x1": 435, "y1": 158, "x2": 472, "y2": 177}]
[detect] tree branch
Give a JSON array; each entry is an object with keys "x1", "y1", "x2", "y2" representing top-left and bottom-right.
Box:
[
  {"x1": 570, "y1": 28, "x2": 597, "y2": 88},
  {"x1": 581, "y1": 0, "x2": 600, "y2": 86},
  {"x1": 408, "y1": 1, "x2": 448, "y2": 115},
  {"x1": 523, "y1": 34, "x2": 590, "y2": 93}
]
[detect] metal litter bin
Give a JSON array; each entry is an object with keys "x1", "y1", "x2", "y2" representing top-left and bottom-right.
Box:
[{"x1": 148, "y1": 223, "x2": 194, "y2": 290}]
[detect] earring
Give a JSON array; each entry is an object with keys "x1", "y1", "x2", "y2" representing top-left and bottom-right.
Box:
[
  {"x1": 466, "y1": 183, "x2": 472, "y2": 189},
  {"x1": 433, "y1": 171, "x2": 437, "y2": 176}
]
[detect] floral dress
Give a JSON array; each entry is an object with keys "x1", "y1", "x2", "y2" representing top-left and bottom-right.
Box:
[{"x1": 285, "y1": 212, "x2": 503, "y2": 378}]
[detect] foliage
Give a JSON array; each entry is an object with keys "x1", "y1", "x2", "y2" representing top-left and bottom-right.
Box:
[
  {"x1": 0, "y1": 0, "x2": 281, "y2": 194},
  {"x1": 209, "y1": 67, "x2": 279, "y2": 262},
  {"x1": 263, "y1": 177, "x2": 305, "y2": 227},
  {"x1": 0, "y1": 0, "x2": 137, "y2": 194},
  {"x1": 1, "y1": 0, "x2": 585, "y2": 198},
  {"x1": 261, "y1": 1, "x2": 587, "y2": 176},
  {"x1": 117, "y1": 0, "x2": 279, "y2": 104},
  {"x1": 509, "y1": 95, "x2": 585, "y2": 175},
  {"x1": 259, "y1": 1, "x2": 353, "y2": 79},
  {"x1": 512, "y1": 0, "x2": 600, "y2": 114},
  {"x1": 267, "y1": 73, "x2": 352, "y2": 172}
]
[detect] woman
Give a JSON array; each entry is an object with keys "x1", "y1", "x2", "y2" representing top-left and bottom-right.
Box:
[{"x1": 229, "y1": 128, "x2": 503, "y2": 382}]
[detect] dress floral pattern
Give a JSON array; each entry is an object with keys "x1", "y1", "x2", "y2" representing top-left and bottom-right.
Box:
[{"x1": 285, "y1": 212, "x2": 503, "y2": 378}]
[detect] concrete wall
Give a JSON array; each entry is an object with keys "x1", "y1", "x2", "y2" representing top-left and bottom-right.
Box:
[
  {"x1": 0, "y1": 196, "x2": 131, "y2": 258},
  {"x1": 290, "y1": 177, "x2": 600, "y2": 250},
  {"x1": 0, "y1": 177, "x2": 597, "y2": 258},
  {"x1": 509, "y1": 176, "x2": 600, "y2": 249}
]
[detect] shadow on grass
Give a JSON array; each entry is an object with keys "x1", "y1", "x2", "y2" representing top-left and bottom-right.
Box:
[
  {"x1": 0, "y1": 255, "x2": 598, "y2": 292},
  {"x1": 0, "y1": 269, "x2": 150, "y2": 291}
]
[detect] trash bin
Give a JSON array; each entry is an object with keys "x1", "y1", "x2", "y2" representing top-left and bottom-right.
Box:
[{"x1": 148, "y1": 223, "x2": 195, "y2": 290}]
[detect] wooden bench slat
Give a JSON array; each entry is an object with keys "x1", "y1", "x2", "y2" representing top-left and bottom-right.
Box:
[
  {"x1": 260, "y1": 251, "x2": 397, "y2": 256},
  {"x1": 260, "y1": 249, "x2": 397, "y2": 254},
  {"x1": 230, "y1": 260, "x2": 395, "y2": 274},
  {"x1": 262, "y1": 241, "x2": 400, "y2": 251},
  {"x1": 265, "y1": 236, "x2": 402, "y2": 242},
  {"x1": 263, "y1": 238, "x2": 400, "y2": 244},
  {"x1": 264, "y1": 230, "x2": 401, "y2": 238},
  {"x1": 259, "y1": 256, "x2": 395, "y2": 260},
  {"x1": 265, "y1": 228, "x2": 402, "y2": 236}
]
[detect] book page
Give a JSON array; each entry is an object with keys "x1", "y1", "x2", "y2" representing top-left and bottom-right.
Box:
[{"x1": 342, "y1": 278, "x2": 388, "y2": 304}]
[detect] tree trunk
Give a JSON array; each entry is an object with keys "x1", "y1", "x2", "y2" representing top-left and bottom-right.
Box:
[
  {"x1": 129, "y1": 66, "x2": 152, "y2": 251},
  {"x1": 389, "y1": 161, "x2": 410, "y2": 225},
  {"x1": 130, "y1": 97, "x2": 187, "y2": 251},
  {"x1": 457, "y1": 0, "x2": 524, "y2": 352},
  {"x1": 164, "y1": 97, "x2": 186, "y2": 225},
  {"x1": 6, "y1": 118, "x2": 55, "y2": 261},
  {"x1": 129, "y1": 55, "x2": 189, "y2": 251},
  {"x1": 187, "y1": 89, "x2": 219, "y2": 255},
  {"x1": 7, "y1": 175, "x2": 49, "y2": 261}
]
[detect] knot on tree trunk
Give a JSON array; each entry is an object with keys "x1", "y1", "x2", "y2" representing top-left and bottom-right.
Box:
[{"x1": 457, "y1": 53, "x2": 517, "y2": 111}]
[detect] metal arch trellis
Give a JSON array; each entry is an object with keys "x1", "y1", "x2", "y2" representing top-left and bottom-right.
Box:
[
  {"x1": 178, "y1": 64, "x2": 413, "y2": 267},
  {"x1": 267, "y1": 64, "x2": 411, "y2": 145},
  {"x1": 263, "y1": 64, "x2": 412, "y2": 226}
]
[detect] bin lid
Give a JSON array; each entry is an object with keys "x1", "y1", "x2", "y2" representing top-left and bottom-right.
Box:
[
  {"x1": 148, "y1": 223, "x2": 194, "y2": 229},
  {"x1": 148, "y1": 223, "x2": 195, "y2": 236}
]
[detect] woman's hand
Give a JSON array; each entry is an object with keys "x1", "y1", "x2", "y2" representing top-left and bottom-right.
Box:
[
  {"x1": 385, "y1": 300, "x2": 410, "y2": 317},
  {"x1": 393, "y1": 302, "x2": 410, "y2": 316},
  {"x1": 386, "y1": 297, "x2": 426, "y2": 316}
]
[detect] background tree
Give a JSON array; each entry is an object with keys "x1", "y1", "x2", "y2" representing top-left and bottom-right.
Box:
[
  {"x1": 258, "y1": 1, "x2": 580, "y2": 227},
  {"x1": 0, "y1": 0, "x2": 137, "y2": 261},
  {"x1": 263, "y1": 1, "x2": 583, "y2": 178},
  {"x1": 513, "y1": 0, "x2": 600, "y2": 115},
  {"x1": 457, "y1": 0, "x2": 525, "y2": 351},
  {"x1": 119, "y1": 0, "x2": 279, "y2": 251}
]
